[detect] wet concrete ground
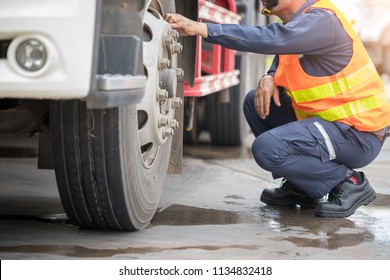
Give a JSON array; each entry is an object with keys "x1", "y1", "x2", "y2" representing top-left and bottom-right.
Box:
[{"x1": 0, "y1": 135, "x2": 389, "y2": 260}]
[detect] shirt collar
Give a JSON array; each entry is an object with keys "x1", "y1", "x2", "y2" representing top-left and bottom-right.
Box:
[{"x1": 288, "y1": 0, "x2": 317, "y2": 23}]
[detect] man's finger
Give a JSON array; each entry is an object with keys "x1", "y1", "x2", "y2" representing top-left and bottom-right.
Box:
[
  {"x1": 164, "y1": 14, "x2": 174, "y2": 23},
  {"x1": 254, "y1": 87, "x2": 264, "y2": 118},
  {"x1": 169, "y1": 22, "x2": 182, "y2": 29},
  {"x1": 263, "y1": 89, "x2": 271, "y2": 117},
  {"x1": 273, "y1": 87, "x2": 281, "y2": 107},
  {"x1": 165, "y1": 13, "x2": 179, "y2": 22}
]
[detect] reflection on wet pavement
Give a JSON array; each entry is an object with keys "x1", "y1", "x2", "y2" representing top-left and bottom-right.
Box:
[
  {"x1": 153, "y1": 200, "x2": 390, "y2": 251},
  {"x1": 0, "y1": 243, "x2": 260, "y2": 258},
  {"x1": 264, "y1": 207, "x2": 375, "y2": 250},
  {"x1": 152, "y1": 205, "x2": 247, "y2": 226},
  {"x1": 2, "y1": 202, "x2": 387, "y2": 258},
  {"x1": 180, "y1": 142, "x2": 390, "y2": 255}
]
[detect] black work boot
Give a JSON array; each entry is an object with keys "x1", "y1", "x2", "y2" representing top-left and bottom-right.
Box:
[
  {"x1": 260, "y1": 179, "x2": 322, "y2": 208},
  {"x1": 314, "y1": 172, "x2": 376, "y2": 218}
]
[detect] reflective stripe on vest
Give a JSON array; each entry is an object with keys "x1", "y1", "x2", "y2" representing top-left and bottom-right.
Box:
[
  {"x1": 294, "y1": 89, "x2": 388, "y2": 121},
  {"x1": 290, "y1": 62, "x2": 377, "y2": 103}
]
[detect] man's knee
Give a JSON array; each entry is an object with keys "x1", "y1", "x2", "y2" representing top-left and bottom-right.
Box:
[{"x1": 251, "y1": 133, "x2": 289, "y2": 171}]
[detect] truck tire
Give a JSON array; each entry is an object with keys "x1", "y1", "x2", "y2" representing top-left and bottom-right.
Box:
[
  {"x1": 205, "y1": 56, "x2": 254, "y2": 147},
  {"x1": 50, "y1": 0, "x2": 179, "y2": 231},
  {"x1": 50, "y1": 102, "x2": 172, "y2": 231},
  {"x1": 206, "y1": 83, "x2": 243, "y2": 146}
]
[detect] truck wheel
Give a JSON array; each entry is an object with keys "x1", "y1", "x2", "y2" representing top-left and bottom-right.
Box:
[
  {"x1": 50, "y1": 0, "x2": 180, "y2": 231},
  {"x1": 205, "y1": 56, "x2": 254, "y2": 147},
  {"x1": 206, "y1": 84, "x2": 244, "y2": 146}
]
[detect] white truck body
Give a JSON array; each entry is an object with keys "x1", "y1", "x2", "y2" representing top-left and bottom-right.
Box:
[{"x1": 0, "y1": 0, "x2": 97, "y2": 99}]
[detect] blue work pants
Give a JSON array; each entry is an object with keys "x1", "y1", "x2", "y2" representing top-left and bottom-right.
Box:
[{"x1": 243, "y1": 89, "x2": 383, "y2": 199}]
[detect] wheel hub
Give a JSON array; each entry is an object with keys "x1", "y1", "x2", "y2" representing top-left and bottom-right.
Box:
[{"x1": 137, "y1": 8, "x2": 183, "y2": 167}]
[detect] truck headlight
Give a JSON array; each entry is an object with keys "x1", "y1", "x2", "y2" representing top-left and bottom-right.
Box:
[{"x1": 15, "y1": 39, "x2": 47, "y2": 72}]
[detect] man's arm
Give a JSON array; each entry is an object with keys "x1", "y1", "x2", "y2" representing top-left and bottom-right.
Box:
[
  {"x1": 204, "y1": 9, "x2": 337, "y2": 55},
  {"x1": 165, "y1": 13, "x2": 208, "y2": 38}
]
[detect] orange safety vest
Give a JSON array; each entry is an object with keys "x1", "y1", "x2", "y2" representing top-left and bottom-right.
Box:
[{"x1": 274, "y1": 0, "x2": 390, "y2": 132}]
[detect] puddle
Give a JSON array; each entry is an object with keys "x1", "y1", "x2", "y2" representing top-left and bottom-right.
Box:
[
  {"x1": 257, "y1": 205, "x2": 389, "y2": 250},
  {"x1": 152, "y1": 205, "x2": 251, "y2": 226},
  {"x1": 0, "y1": 244, "x2": 260, "y2": 258},
  {"x1": 1, "y1": 198, "x2": 388, "y2": 257},
  {"x1": 153, "y1": 201, "x2": 390, "y2": 250}
]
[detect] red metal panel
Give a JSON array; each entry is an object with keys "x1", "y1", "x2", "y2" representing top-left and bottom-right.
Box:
[
  {"x1": 184, "y1": 70, "x2": 240, "y2": 97},
  {"x1": 184, "y1": 0, "x2": 241, "y2": 97}
]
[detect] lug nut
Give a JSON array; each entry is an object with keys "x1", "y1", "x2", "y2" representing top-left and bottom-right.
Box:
[
  {"x1": 159, "y1": 115, "x2": 169, "y2": 127},
  {"x1": 164, "y1": 35, "x2": 174, "y2": 48},
  {"x1": 162, "y1": 127, "x2": 174, "y2": 138},
  {"x1": 171, "y1": 42, "x2": 183, "y2": 54},
  {"x1": 172, "y1": 97, "x2": 183, "y2": 108},
  {"x1": 157, "y1": 88, "x2": 168, "y2": 102},
  {"x1": 169, "y1": 119, "x2": 179, "y2": 129},
  {"x1": 169, "y1": 29, "x2": 179, "y2": 39},
  {"x1": 175, "y1": 68, "x2": 184, "y2": 77},
  {"x1": 159, "y1": 58, "x2": 171, "y2": 69}
]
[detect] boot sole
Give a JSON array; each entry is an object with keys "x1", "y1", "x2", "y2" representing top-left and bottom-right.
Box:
[
  {"x1": 314, "y1": 189, "x2": 376, "y2": 218},
  {"x1": 260, "y1": 194, "x2": 320, "y2": 208}
]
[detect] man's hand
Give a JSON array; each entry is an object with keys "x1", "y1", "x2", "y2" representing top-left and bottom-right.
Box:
[
  {"x1": 165, "y1": 13, "x2": 208, "y2": 38},
  {"x1": 254, "y1": 75, "x2": 281, "y2": 119}
]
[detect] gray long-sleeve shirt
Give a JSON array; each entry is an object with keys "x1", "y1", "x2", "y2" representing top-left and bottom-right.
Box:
[{"x1": 205, "y1": 0, "x2": 352, "y2": 77}]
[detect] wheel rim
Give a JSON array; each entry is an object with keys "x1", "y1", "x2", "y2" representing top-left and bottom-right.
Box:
[{"x1": 137, "y1": 5, "x2": 182, "y2": 168}]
